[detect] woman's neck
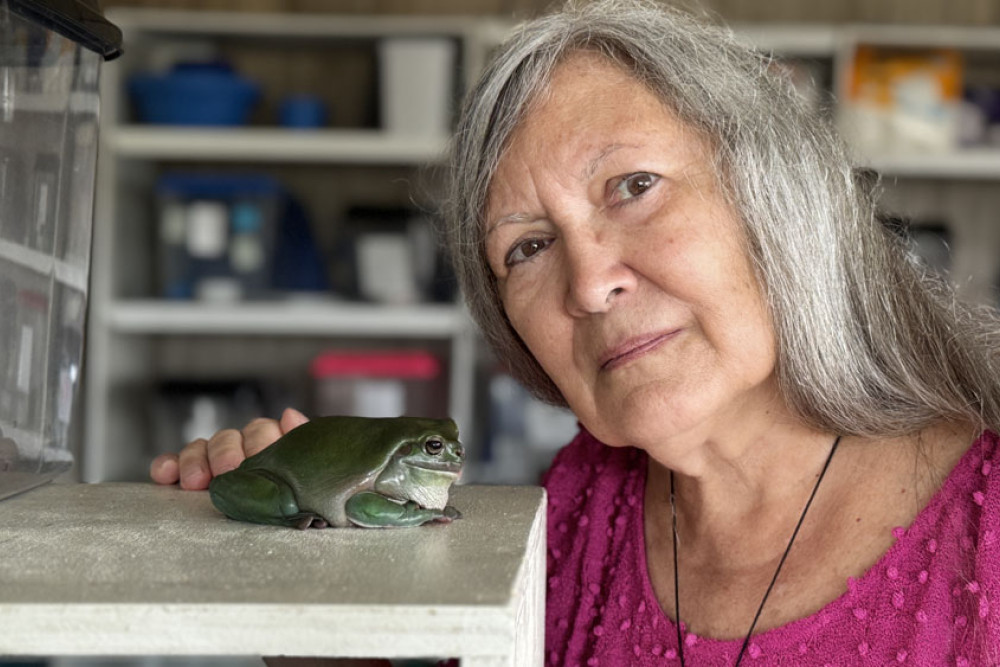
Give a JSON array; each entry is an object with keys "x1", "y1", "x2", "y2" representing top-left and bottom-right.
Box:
[
  {"x1": 645, "y1": 422, "x2": 838, "y2": 565},
  {"x1": 642, "y1": 419, "x2": 977, "y2": 638}
]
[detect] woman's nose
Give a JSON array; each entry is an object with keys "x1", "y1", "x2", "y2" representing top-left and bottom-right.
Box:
[{"x1": 563, "y1": 232, "x2": 637, "y2": 316}]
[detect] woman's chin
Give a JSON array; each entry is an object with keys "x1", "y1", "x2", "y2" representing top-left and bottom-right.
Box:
[{"x1": 581, "y1": 382, "x2": 706, "y2": 451}]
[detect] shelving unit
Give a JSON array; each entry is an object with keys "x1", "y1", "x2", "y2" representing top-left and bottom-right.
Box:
[
  {"x1": 83, "y1": 9, "x2": 510, "y2": 483},
  {"x1": 83, "y1": 9, "x2": 1000, "y2": 484},
  {"x1": 739, "y1": 22, "x2": 1000, "y2": 306}
]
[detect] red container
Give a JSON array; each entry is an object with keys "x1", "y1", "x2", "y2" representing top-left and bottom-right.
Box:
[{"x1": 310, "y1": 350, "x2": 447, "y2": 419}]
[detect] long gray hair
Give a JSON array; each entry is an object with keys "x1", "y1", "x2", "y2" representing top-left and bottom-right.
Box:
[{"x1": 439, "y1": 0, "x2": 1000, "y2": 437}]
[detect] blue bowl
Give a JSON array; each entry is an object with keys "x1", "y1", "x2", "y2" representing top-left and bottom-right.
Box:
[
  {"x1": 279, "y1": 94, "x2": 327, "y2": 129},
  {"x1": 129, "y1": 62, "x2": 260, "y2": 126}
]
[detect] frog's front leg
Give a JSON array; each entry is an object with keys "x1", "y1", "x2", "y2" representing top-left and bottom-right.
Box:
[
  {"x1": 209, "y1": 468, "x2": 326, "y2": 529},
  {"x1": 344, "y1": 491, "x2": 460, "y2": 528}
]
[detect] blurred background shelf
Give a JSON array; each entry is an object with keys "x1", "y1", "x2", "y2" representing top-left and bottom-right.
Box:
[
  {"x1": 734, "y1": 23, "x2": 840, "y2": 56},
  {"x1": 82, "y1": 8, "x2": 502, "y2": 485},
  {"x1": 106, "y1": 300, "x2": 470, "y2": 336},
  {"x1": 865, "y1": 150, "x2": 1000, "y2": 179},
  {"x1": 102, "y1": 9, "x2": 494, "y2": 39},
  {"x1": 110, "y1": 127, "x2": 449, "y2": 163}
]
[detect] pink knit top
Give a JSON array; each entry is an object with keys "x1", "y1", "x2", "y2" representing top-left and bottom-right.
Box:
[{"x1": 542, "y1": 429, "x2": 1000, "y2": 666}]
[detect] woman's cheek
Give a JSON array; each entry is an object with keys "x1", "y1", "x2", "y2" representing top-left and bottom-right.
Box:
[{"x1": 503, "y1": 285, "x2": 551, "y2": 353}]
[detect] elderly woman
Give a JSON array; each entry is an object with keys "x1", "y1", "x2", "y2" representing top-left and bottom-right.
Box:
[{"x1": 153, "y1": 0, "x2": 1000, "y2": 664}]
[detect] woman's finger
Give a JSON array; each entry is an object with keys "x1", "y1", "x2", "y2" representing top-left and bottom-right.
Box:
[
  {"x1": 155, "y1": 410, "x2": 309, "y2": 489},
  {"x1": 149, "y1": 453, "x2": 180, "y2": 485},
  {"x1": 177, "y1": 438, "x2": 211, "y2": 490},
  {"x1": 205, "y1": 428, "x2": 248, "y2": 478},
  {"x1": 242, "y1": 417, "x2": 283, "y2": 457},
  {"x1": 280, "y1": 407, "x2": 309, "y2": 434}
]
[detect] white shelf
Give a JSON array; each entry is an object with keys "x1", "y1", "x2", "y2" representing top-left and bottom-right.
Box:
[
  {"x1": 0, "y1": 239, "x2": 89, "y2": 292},
  {"x1": 0, "y1": 482, "x2": 545, "y2": 664},
  {"x1": 109, "y1": 8, "x2": 483, "y2": 39},
  {"x1": 864, "y1": 149, "x2": 1000, "y2": 179},
  {"x1": 734, "y1": 23, "x2": 1000, "y2": 55},
  {"x1": 106, "y1": 300, "x2": 470, "y2": 337},
  {"x1": 846, "y1": 24, "x2": 1000, "y2": 50},
  {"x1": 109, "y1": 127, "x2": 449, "y2": 164},
  {"x1": 733, "y1": 23, "x2": 840, "y2": 56}
]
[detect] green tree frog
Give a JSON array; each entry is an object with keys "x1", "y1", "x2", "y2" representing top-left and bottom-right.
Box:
[{"x1": 209, "y1": 415, "x2": 464, "y2": 529}]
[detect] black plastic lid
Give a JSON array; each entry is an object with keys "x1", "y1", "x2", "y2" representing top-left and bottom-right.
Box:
[{"x1": 9, "y1": 0, "x2": 123, "y2": 61}]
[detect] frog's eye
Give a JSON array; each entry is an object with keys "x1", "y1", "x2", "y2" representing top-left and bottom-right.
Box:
[{"x1": 424, "y1": 439, "x2": 444, "y2": 455}]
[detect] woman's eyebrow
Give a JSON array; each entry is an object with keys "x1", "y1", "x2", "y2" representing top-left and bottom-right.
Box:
[
  {"x1": 486, "y1": 212, "x2": 536, "y2": 236},
  {"x1": 581, "y1": 142, "x2": 636, "y2": 180}
]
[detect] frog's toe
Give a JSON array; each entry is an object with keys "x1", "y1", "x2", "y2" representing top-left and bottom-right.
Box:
[
  {"x1": 290, "y1": 513, "x2": 326, "y2": 530},
  {"x1": 442, "y1": 505, "x2": 462, "y2": 521}
]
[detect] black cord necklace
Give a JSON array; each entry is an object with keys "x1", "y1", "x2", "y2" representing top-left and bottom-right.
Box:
[{"x1": 669, "y1": 435, "x2": 842, "y2": 667}]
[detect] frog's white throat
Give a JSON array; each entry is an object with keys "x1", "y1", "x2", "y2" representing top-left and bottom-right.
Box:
[
  {"x1": 375, "y1": 461, "x2": 459, "y2": 510},
  {"x1": 405, "y1": 477, "x2": 452, "y2": 509}
]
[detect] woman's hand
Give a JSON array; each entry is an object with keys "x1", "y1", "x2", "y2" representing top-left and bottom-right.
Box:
[{"x1": 149, "y1": 407, "x2": 309, "y2": 489}]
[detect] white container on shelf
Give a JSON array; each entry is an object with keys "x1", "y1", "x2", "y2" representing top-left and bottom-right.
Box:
[{"x1": 378, "y1": 37, "x2": 457, "y2": 138}]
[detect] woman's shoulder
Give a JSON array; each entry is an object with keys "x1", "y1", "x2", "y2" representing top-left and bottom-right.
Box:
[
  {"x1": 918, "y1": 429, "x2": 999, "y2": 557},
  {"x1": 963, "y1": 430, "x2": 999, "y2": 532},
  {"x1": 962, "y1": 431, "x2": 1000, "y2": 662},
  {"x1": 973, "y1": 430, "x2": 1000, "y2": 563}
]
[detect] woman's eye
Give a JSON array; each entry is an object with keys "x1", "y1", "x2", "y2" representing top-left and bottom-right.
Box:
[
  {"x1": 505, "y1": 237, "x2": 550, "y2": 267},
  {"x1": 612, "y1": 172, "x2": 658, "y2": 202}
]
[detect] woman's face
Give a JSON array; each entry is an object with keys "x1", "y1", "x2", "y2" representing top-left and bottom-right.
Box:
[{"x1": 484, "y1": 53, "x2": 780, "y2": 452}]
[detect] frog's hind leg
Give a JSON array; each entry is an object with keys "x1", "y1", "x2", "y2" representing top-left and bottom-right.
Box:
[{"x1": 209, "y1": 468, "x2": 324, "y2": 529}]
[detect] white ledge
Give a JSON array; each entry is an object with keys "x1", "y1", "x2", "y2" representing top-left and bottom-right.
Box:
[
  {"x1": 109, "y1": 127, "x2": 449, "y2": 164},
  {"x1": 864, "y1": 149, "x2": 1000, "y2": 179},
  {"x1": 0, "y1": 482, "x2": 545, "y2": 663},
  {"x1": 105, "y1": 300, "x2": 470, "y2": 338}
]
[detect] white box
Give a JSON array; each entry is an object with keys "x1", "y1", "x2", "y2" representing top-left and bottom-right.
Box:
[{"x1": 378, "y1": 37, "x2": 456, "y2": 138}]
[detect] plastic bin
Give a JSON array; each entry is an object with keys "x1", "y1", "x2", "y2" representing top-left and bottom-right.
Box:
[
  {"x1": 311, "y1": 350, "x2": 447, "y2": 419},
  {"x1": 128, "y1": 62, "x2": 259, "y2": 126},
  {"x1": 156, "y1": 173, "x2": 281, "y2": 301}
]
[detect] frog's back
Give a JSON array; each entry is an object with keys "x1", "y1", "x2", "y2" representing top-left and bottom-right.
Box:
[{"x1": 244, "y1": 417, "x2": 393, "y2": 480}]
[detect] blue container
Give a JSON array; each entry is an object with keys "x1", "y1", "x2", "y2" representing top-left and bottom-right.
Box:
[
  {"x1": 155, "y1": 173, "x2": 281, "y2": 300},
  {"x1": 129, "y1": 62, "x2": 260, "y2": 126},
  {"x1": 279, "y1": 94, "x2": 327, "y2": 129},
  {"x1": 154, "y1": 173, "x2": 328, "y2": 300}
]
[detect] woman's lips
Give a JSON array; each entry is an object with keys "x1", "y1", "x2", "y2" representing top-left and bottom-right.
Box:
[{"x1": 600, "y1": 331, "x2": 679, "y2": 371}]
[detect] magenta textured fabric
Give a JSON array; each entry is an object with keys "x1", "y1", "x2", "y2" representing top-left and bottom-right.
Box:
[{"x1": 542, "y1": 429, "x2": 1000, "y2": 666}]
